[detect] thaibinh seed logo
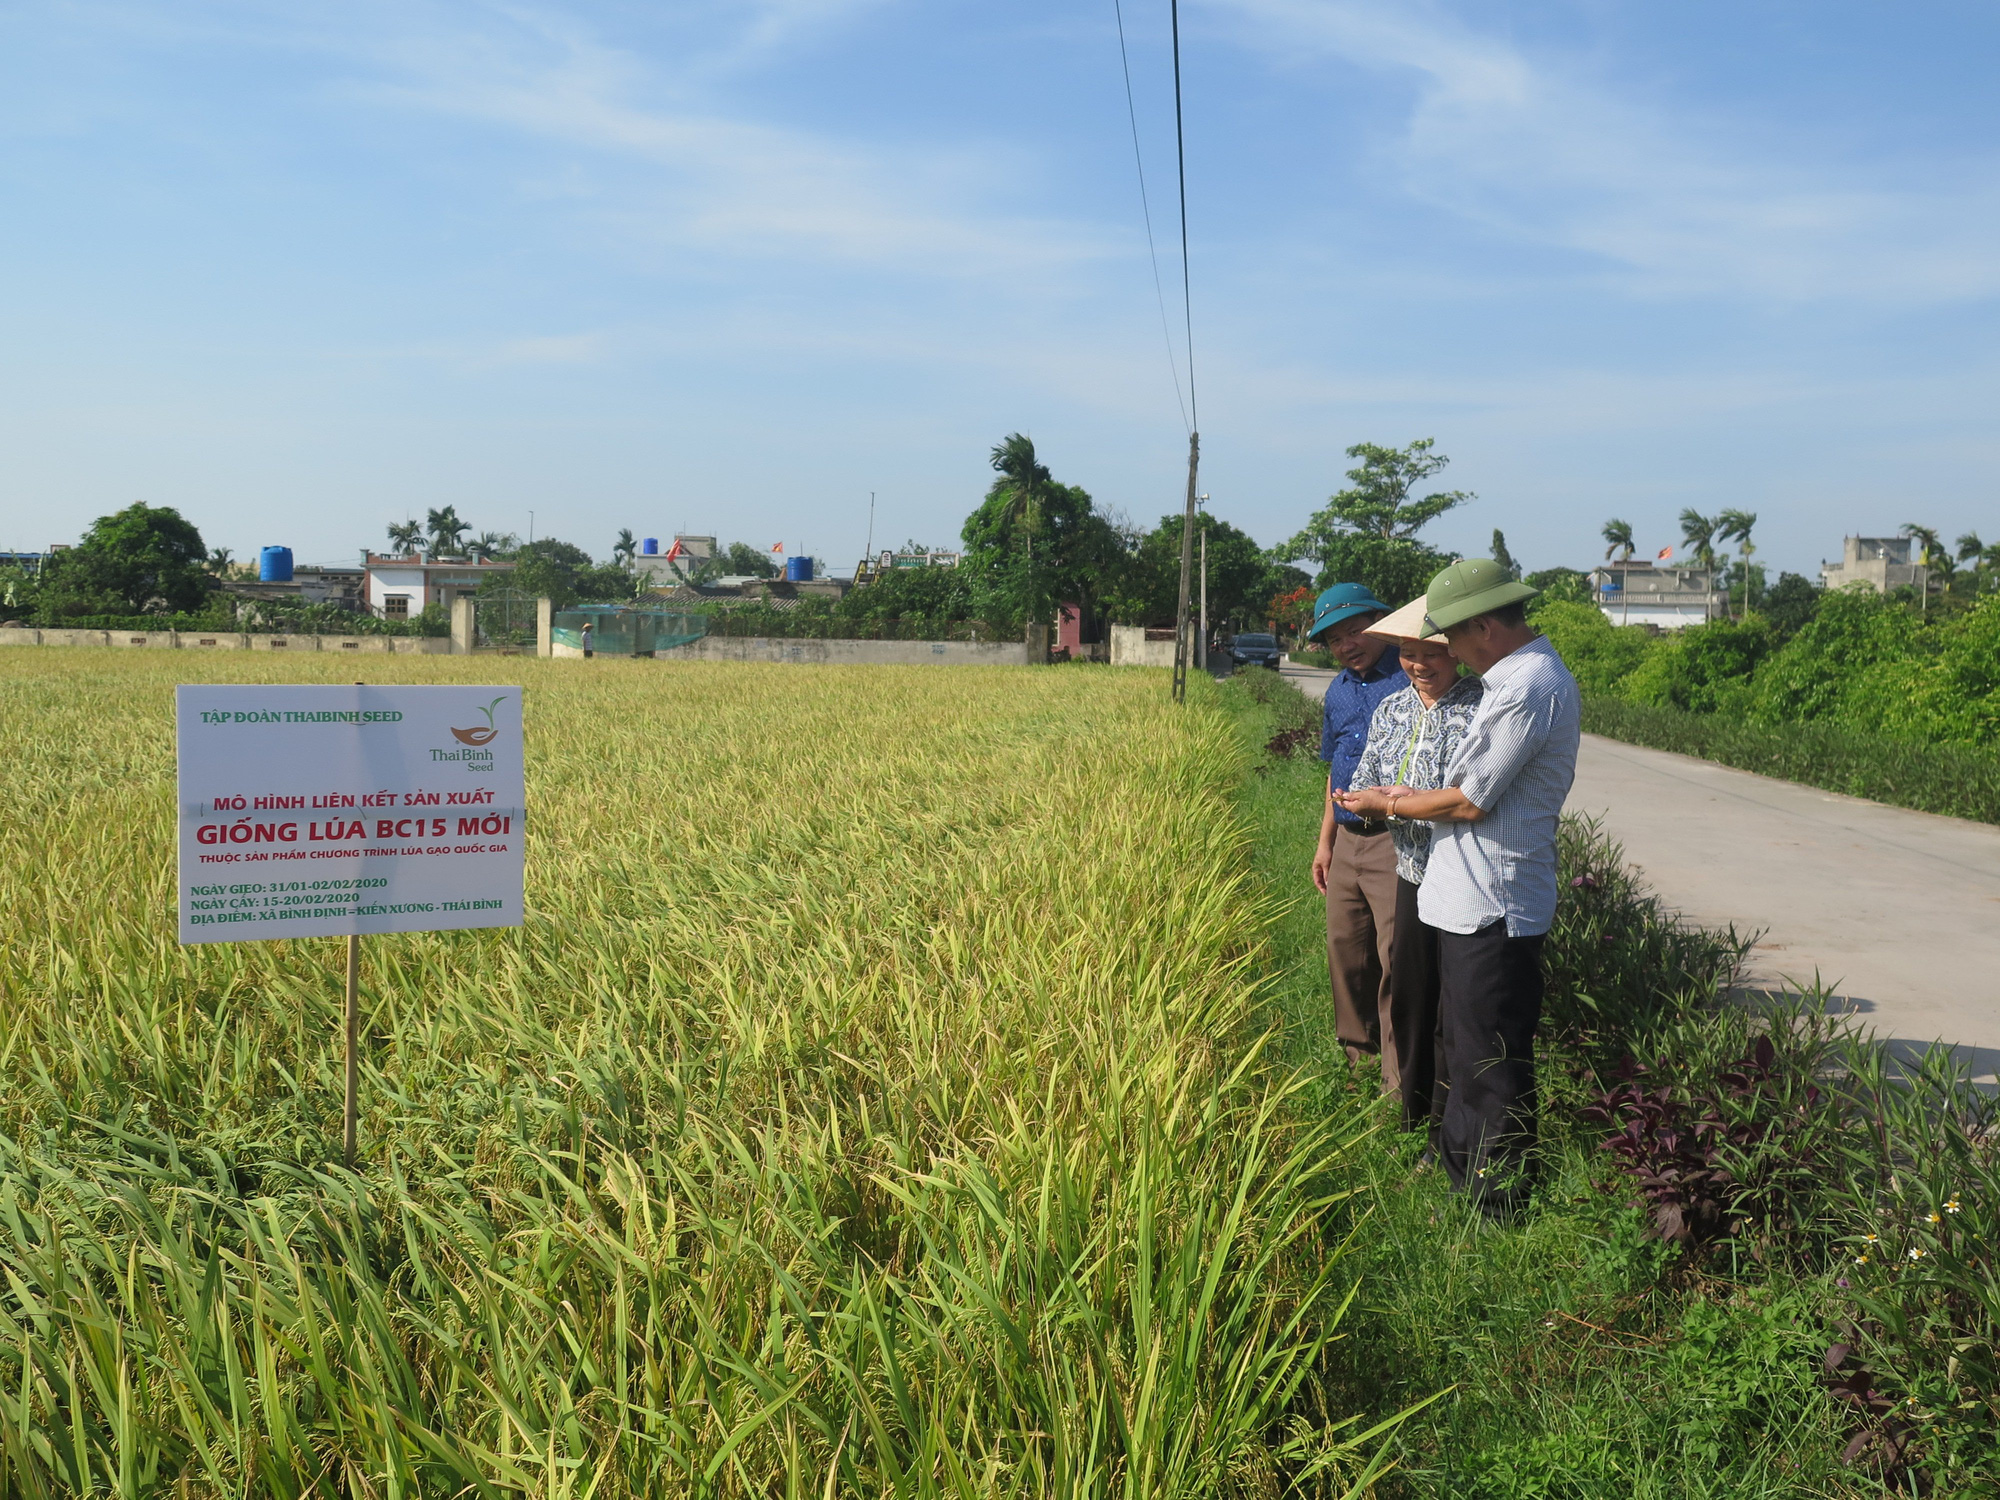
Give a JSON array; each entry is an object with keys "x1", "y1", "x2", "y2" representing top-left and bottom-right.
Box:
[
  {"x1": 448, "y1": 696, "x2": 510, "y2": 747},
  {"x1": 434, "y1": 695, "x2": 512, "y2": 769}
]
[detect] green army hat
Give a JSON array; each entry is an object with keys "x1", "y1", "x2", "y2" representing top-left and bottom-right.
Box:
[{"x1": 1419, "y1": 558, "x2": 1539, "y2": 637}]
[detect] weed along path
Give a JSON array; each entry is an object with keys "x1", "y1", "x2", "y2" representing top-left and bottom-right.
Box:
[
  {"x1": 1566, "y1": 734, "x2": 2000, "y2": 1076},
  {"x1": 1280, "y1": 660, "x2": 2000, "y2": 1076}
]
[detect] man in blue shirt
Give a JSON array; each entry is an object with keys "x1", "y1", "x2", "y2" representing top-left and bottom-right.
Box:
[{"x1": 1307, "y1": 582, "x2": 1409, "y2": 1091}]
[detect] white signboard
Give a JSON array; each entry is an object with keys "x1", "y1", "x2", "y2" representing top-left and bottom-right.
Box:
[{"x1": 176, "y1": 685, "x2": 525, "y2": 944}]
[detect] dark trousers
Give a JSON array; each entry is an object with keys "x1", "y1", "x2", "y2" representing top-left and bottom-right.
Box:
[
  {"x1": 1389, "y1": 877, "x2": 1443, "y2": 1133},
  {"x1": 1436, "y1": 920, "x2": 1545, "y2": 1214}
]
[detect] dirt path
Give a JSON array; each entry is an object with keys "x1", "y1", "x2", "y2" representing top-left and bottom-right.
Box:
[{"x1": 1277, "y1": 661, "x2": 2000, "y2": 1077}]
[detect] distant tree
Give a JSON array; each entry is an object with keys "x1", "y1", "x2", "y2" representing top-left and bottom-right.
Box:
[
  {"x1": 1760, "y1": 572, "x2": 1821, "y2": 638},
  {"x1": 206, "y1": 546, "x2": 236, "y2": 576},
  {"x1": 1679, "y1": 510, "x2": 1720, "y2": 620},
  {"x1": 1302, "y1": 534, "x2": 1456, "y2": 610},
  {"x1": 0, "y1": 562, "x2": 33, "y2": 615},
  {"x1": 500, "y1": 538, "x2": 634, "y2": 609},
  {"x1": 36, "y1": 503, "x2": 212, "y2": 617},
  {"x1": 836, "y1": 561, "x2": 974, "y2": 625},
  {"x1": 1268, "y1": 585, "x2": 1315, "y2": 639},
  {"x1": 386, "y1": 521, "x2": 423, "y2": 556},
  {"x1": 426, "y1": 506, "x2": 470, "y2": 557},
  {"x1": 1959, "y1": 532, "x2": 2000, "y2": 594},
  {"x1": 468, "y1": 531, "x2": 514, "y2": 563},
  {"x1": 1599, "y1": 520, "x2": 1636, "y2": 623},
  {"x1": 960, "y1": 433, "x2": 1120, "y2": 634},
  {"x1": 1601, "y1": 519, "x2": 1635, "y2": 563},
  {"x1": 1277, "y1": 439, "x2": 1470, "y2": 606},
  {"x1": 1717, "y1": 509, "x2": 1758, "y2": 617},
  {"x1": 1287, "y1": 438, "x2": 1474, "y2": 544},
  {"x1": 1491, "y1": 529, "x2": 1521, "y2": 581},
  {"x1": 715, "y1": 541, "x2": 781, "y2": 579},
  {"x1": 612, "y1": 529, "x2": 638, "y2": 567},
  {"x1": 1104, "y1": 512, "x2": 1268, "y2": 627},
  {"x1": 1524, "y1": 567, "x2": 1591, "y2": 608},
  {"x1": 1254, "y1": 561, "x2": 1311, "y2": 618},
  {"x1": 1901, "y1": 523, "x2": 1948, "y2": 615}
]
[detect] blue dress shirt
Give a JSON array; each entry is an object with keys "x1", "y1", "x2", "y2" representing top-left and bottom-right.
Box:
[{"x1": 1319, "y1": 650, "x2": 1410, "y2": 826}]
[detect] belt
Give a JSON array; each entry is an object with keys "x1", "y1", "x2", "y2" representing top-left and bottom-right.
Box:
[{"x1": 1342, "y1": 818, "x2": 1390, "y2": 836}]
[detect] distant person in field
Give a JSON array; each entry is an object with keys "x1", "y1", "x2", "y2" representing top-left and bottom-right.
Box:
[
  {"x1": 1338, "y1": 559, "x2": 1579, "y2": 1216},
  {"x1": 1344, "y1": 598, "x2": 1485, "y2": 1136},
  {"x1": 1307, "y1": 582, "x2": 1406, "y2": 1093},
  {"x1": 581, "y1": 621, "x2": 595, "y2": 659}
]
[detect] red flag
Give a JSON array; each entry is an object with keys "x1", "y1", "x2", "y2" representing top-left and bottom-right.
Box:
[
  {"x1": 771, "y1": 542, "x2": 785, "y2": 553},
  {"x1": 1656, "y1": 545, "x2": 1674, "y2": 560},
  {"x1": 664, "y1": 538, "x2": 685, "y2": 560}
]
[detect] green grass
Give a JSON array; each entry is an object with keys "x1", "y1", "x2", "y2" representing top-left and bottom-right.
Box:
[
  {"x1": 1580, "y1": 696, "x2": 2000, "y2": 827},
  {"x1": 1215, "y1": 671, "x2": 2000, "y2": 1498}
]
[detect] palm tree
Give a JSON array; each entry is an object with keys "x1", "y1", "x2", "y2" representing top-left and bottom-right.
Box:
[
  {"x1": 1901, "y1": 524, "x2": 1943, "y2": 615},
  {"x1": 467, "y1": 531, "x2": 513, "y2": 563},
  {"x1": 1679, "y1": 509, "x2": 1719, "y2": 621},
  {"x1": 1956, "y1": 532, "x2": 1994, "y2": 595},
  {"x1": 426, "y1": 506, "x2": 469, "y2": 557},
  {"x1": 1601, "y1": 519, "x2": 1635, "y2": 624},
  {"x1": 1717, "y1": 509, "x2": 1758, "y2": 619},
  {"x1": 612, "y1": 528, "x2": 638, "y2": 568},
  {"x1": 207, "y1": 546, "x2": 236, "y2": 577},
  {"x1": 386, "y1": 521, "x2": 423, "y2": 557},
  {"x1": 989, "y1": 433, "x2": 1055, "y2": 637}
]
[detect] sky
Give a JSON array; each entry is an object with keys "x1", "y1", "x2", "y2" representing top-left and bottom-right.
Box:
[{"x1": 4, "y1": 0, "x2": 1999, "y2": 579}]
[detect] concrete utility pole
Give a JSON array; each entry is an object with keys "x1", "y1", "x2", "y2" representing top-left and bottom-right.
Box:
[
  {"x1": 1198, "y1": 527, "x2": 1208, "y2": 671},
  {"x1": 1171, "y1": 431, "x2": 1200, "y2": 703}
]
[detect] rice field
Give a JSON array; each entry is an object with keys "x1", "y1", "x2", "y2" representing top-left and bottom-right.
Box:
[{"x1": 0, "y1": 652, "x2": 1383, "y2": 1497}]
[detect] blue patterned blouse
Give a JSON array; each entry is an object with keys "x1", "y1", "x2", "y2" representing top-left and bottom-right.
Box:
[{"x1": 1350, "y1": 673, "x2": 1486, "y2": 884}]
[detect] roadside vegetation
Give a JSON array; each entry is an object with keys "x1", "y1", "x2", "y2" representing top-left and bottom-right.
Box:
[
  {"x1": 1525, "y1": 577, "x2": 2000, "y2": 823},
  {"x1": 1223, "y1": 667, "x2": 2000, "y2": 1497}
]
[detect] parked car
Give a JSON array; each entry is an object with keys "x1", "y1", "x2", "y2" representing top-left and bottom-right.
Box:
[{"x1": 1228, "y1": 632, "x2": 1282, "y2": 669}]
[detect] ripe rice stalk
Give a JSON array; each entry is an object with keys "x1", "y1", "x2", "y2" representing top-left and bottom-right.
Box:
[{"x1": 0, "y1": 652, "x2": 1400, "y2": 1496}]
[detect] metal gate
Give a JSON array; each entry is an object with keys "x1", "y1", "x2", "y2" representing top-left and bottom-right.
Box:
[{"x1": 472, "y1": 590, "x2": 538, "y2": 653}]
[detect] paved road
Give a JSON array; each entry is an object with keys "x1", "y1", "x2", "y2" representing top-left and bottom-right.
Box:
[{"x1": 1277, "y1": 661, "x2": 2000, "y2": 1076}]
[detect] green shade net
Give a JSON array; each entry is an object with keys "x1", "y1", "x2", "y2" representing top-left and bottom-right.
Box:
[{"x1": 551, "y1": 607, "x2": 708, "y2": 655}]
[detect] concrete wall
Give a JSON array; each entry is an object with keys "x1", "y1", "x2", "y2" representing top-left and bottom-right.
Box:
[
  {"x1": 0, "y1": 627, "x2": 451, "y2": 654},
  {"x1": 654, "y1": 636, "x2": 1030, "y2": 666},
  {"x1": 1110, "y1": 624, "x2": 1177, "y2": 667}
]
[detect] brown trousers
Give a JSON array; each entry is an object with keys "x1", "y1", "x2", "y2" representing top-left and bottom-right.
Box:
[{"x1": 1325, "y1": 823, "x2": 1399, "y2": 1092}]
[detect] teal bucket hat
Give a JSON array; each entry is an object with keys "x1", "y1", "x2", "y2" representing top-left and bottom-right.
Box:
[{"x1": 1307, "y1": 582, "x2": 1391, "y2": 639}]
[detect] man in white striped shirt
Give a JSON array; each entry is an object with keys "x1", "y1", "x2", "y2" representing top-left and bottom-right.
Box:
[{"x1": 1336, "y1": 558, "x2": 1580, "y2": 1216}]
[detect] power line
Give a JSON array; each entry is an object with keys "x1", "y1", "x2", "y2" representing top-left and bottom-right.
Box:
[
  {"x1": 1169, "y1": 0, "x2": 1196, "y2": 434},
  {"x1": 1111, "y1": 0, "x2": 1188, "y2": 433}
]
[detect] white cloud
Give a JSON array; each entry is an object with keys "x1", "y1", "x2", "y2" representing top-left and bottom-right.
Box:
[
  {"x1": 308, "y1": 1, "x2": 1109, "y2": 278},
  {"x1": 1210, "y1": 0, "x2": 2000, "y2": 304}
]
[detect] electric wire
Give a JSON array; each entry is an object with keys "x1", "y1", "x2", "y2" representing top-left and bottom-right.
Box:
[
  {"x1": 1111, "y1": 0, "x2": 1189, "y2": 434},
  {"x1": 1169, "y1": 0, "x2": 1196, "y2": 434}
]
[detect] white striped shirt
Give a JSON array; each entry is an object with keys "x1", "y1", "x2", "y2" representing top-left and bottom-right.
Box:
[{"x1": 1416, "y1": 636, "x2": 1581, "y2": 937}]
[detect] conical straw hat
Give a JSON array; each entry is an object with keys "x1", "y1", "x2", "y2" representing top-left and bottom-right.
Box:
[{"x1": 1362, "y1": 596, "x2": 1431, "y2": 640}]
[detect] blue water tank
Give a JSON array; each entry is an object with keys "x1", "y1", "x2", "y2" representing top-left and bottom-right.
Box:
[
  {"x1": 259, "y1": 546, "x2": 294, "y2": 582},
  {"x1": 785, "y1": 555, "x2": 814, "y2": 582},
  {"x1": 642, "y1": 537, "x2": 659, "y2": 555}
]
